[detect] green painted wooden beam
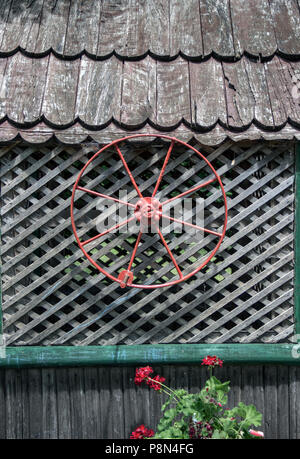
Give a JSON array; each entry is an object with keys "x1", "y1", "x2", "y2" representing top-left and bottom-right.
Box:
[{"x1": 0, "y1": 344, "x2": 299, "y2": 368}]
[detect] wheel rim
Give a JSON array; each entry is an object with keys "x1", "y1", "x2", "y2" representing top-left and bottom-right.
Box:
[{"x1": 70, "y1": 134, "x2": 228, "y2": 289}]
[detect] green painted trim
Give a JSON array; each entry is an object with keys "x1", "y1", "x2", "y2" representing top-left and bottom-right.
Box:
[
  {"x1": 295, "y1": 142, "x2": 300, "y2": 336},
  {"x1": 0, "y1": 344, "x2": 299, "y2": 368}
]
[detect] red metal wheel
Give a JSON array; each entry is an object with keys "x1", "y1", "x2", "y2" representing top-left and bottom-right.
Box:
[{"x1": 71, "y1": 134, "x2": 228, "y2": 289}]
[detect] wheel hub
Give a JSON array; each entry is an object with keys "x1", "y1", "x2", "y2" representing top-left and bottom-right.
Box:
[{"x1": 134, "y1": 197, "x2": 162, "y2": 225}]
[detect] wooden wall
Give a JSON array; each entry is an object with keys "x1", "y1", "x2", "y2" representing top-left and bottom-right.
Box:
[{"x1": 0, "y1": 364, "x2": 299, "y2": 439}]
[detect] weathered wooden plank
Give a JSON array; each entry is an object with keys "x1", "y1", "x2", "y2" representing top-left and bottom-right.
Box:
[
  {"x1": 55, "y1": 369, "x2": 72, "y2": 438},
  {"x1": 277, "y1": 366, "x2": 290, "y2": 438},
  {"x1": 189, "y1": 59, "x2": 226, "y2": 127},
  {"x1": 98, "y1": 366, "x2": 113, "y2": 439},
  {"x1": 149, "y1": 365, "x2": 168, "y2": 433},
  {"x1": 5, "y1": 369, "x2": 23, "y2": 438},
  {"x1": 156, "y1": 58, "x2": 191, "y2": 126},
  {"x1": 264, "y1": 366, "x2": 278, "y2": 439},
  {"x1": 83, "y1": 367, "x2": 101, "y2": 438},
  {"x1": 0, "y1": 59, "x2": 10, "y2": 118},
  {"x1": 289, "y1": 366, "x2": 300, "y2": 439},
  {"x1": 200, "y1": 0, "x2": 234, "y2": 57},
  {"x1": 122, "y1": 366, "x2": 148, "y2": 438},
  {"x1": 109, "y1": 368, "x2": 125, "y2": 439},
  {"x1": 226, "y1": 365, "x2": 241, "y2": 409},
  {"x1": 68, "y1": 368, "x2": 86, "y2": 439},
  {"x1": 20, "y1": 369, "x2": 30, "y2": 439},
  {"x1": 30, "y1": 0, "x2": 71, "y2": 55},
  {"x1": 222, "y1": 59, "x2": 256, "y2": 127},
  {"x1": 0, "y1": 369, "x2": 5, "y2": 438},
  {"x1": 243, "y1": 58, "x2": 275, "y2": 127},
  {"x1": 41, "y1": 369, "x2": 58, "y2": 439},
  {"x1": 0, "y1": 0, "x2": 44, "y2": 53},
  {"x1": 96, "y1": 0, "x2": 131, "y2": 57},
  {"x1": 144, "y1": 0, "x2": 170, "y2": 57},
  {"x1": 169, "y1": 0, "x2": 203, "y2": 57},
  {"x1": 121, "y1": 0, "x2": 149, "y2": 57},
  {"x1": 0, "y1": 0, "x2": 13, "y2": 51},
  {"x1": 269, "y1": 0, "x2": 300, "y2": 56},
  {"x1": 230, "y1": 0, "x2": 277, "y2": 58},
  {"x1": 63, "y1": 0, "x2": 101, "y2": 57},
  {"x1": 0, "y1": 53, "x2": 48, "y2": 124},
  {"x1": 120, "y1": 57, "x2": 156, "y2": 126},
  {"x1": 265, "y1": 58, "x2": 300, "y2": 125},
  {"x1": 94, "y1": 0, "x2": 156, "y2": 58},
  {"x1": 42, "y1": 55, "x2": 80, "y2": 126},
  {"x1": 241, "y1": 366, "x2": 264, "y2": 426},
  {"x1": 75, "y1": 55, "x2": 122, "y2": 126},
  {"x1": 264, "y1": 58, "x2": 289, "y2": 126},
  {"x1": 27, "y1": 369, "x2": 43, "y2": 439}
]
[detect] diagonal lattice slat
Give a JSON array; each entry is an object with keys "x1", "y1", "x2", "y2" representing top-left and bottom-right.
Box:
[{"x1": 0, "y1": 140, "x2": 295, "y2": 345}]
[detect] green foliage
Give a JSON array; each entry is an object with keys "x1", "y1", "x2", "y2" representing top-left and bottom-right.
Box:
[{"x1": 152, "y1": 375, "x2": 262, "y2": 440}]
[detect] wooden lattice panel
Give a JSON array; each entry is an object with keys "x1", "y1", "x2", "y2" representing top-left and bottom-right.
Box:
[{"x1": 0, "y1": 140, "x2": 295, "y2": 345}]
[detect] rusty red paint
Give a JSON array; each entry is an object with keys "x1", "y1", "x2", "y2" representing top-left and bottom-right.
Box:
[{"x1": 70, "y1": 134, "x2": 228, "y2": 289}]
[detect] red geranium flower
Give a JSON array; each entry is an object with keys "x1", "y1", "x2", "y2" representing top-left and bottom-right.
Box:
[
  {"x1": 130, "y1": 424, "x2": 155, "y2": 439},
  {"x1": 134, "y1": 366, "x2": 153, "y2": 385},
  {"x1": 249, "y1": 429, "x2": 264, "y2": 438},
  {"x1": 201, "y1": 355, "x2": 223, "y2": 368},
  {"x1": 147, "y1": 374, "x2": 166, "y2": 391}
]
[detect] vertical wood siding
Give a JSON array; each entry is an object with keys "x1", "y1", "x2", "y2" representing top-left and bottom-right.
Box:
[{"x1": 0, "y1": 365, "x2": 299, "y2": 439}]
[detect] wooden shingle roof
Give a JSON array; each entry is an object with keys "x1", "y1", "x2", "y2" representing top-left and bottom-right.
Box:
[{"x1": 1, "y1": 0, "x2": 300, "y2": 145}]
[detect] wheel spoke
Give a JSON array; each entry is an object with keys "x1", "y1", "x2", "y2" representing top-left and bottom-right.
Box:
[
  {"x1": 152, "y1": 140, "x2": 175, "y2": 197},
  {"x1": 161, "y1": 214, "x2": 222, "y2": 237},
  {"x1": 156, "y1": 227, "x2": 183, "y2": 278},
  {"x1": 128, "y1": 230, "x2": 143, "y2": 271},
  {"x1": 162, "y1": 177, "x2": 217, "y2": 206},
  {"x1": 115, "y1": 144, "x2": 143, "y2": 198},
  {"x1": 81, "y1": 215, "x2": 136, "y2": 247},
  {"x1": 77, "y1": 186, "x2": 136, "y2": 208}
]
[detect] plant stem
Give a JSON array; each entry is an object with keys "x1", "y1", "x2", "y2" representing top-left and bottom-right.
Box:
[{"x1": 146, "y1": 377, "x2": 181, "y2": 402}]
